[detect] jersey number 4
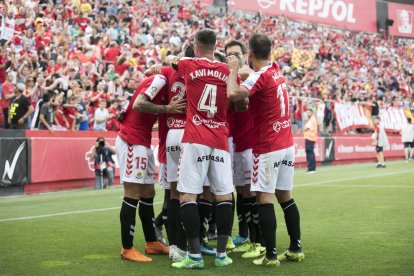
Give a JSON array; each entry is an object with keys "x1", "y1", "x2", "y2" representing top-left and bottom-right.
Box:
[{"x1": 198, "y1": 84, "x2": 217, "y2": 118}]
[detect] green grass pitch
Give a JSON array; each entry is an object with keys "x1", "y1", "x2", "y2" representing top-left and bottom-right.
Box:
[{"x1": 0, "y1": 161, "x2": 413, "y2": 275}]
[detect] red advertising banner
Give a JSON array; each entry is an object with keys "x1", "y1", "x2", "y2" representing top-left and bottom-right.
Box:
[
  {"x1": 293, "y1": 137, "x2": 325, "y2": 163},
  {"x1": 231, "y1": 0, "x2": 377, "y2": 32},
  {"x1": 30, "y1": 135, "x2": 161, "y2": 183},
  {"x1": 334, "y1": 136, "x2": 404, "y2": 160},
  {"x1": 388, "y1": 3, "x2": 414, "y2": 38}
]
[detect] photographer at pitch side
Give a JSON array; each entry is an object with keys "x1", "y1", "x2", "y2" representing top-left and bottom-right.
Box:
[{"x1": 89, "y1": 137, "x2": 116, "y2": 189}]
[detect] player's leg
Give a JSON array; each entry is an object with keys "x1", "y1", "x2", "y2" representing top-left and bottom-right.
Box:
[
  {"x1": 410, "y1": 143, "x2": 414, "y2": 160},
  {"x1": 233, "y1": 150, "x2": 252, "y2": 246},
  {"x1": 208, "y1": 147, "x2": 234, "y2": 267},
  {"x1": 251, "y1": 151, "x2": 280, "y2": 267},
  {"x1": 275, "y1": 146, "x2": 304, "y2": 262},
  {"x1": 154, "y1": 173, "x2": 169, "y2": 246},
  {"x1": 404, "y1": 144, "x2": 409, "y2": 161},
  {"x1": 166, "y1": 129, "x2": 187, "y2": 260},
  {"x1": 172, "y1": 143, "x2": 207, "y2": 269},
  {"x1": 199, "y1": 185, "x2": 216, "y2": 255},
  {"x1": 131, "y1": 146, "x2": 168, "y2": 255},
  {"x1": 116, "y1": 136, "x2": 152, "y2": 262}
]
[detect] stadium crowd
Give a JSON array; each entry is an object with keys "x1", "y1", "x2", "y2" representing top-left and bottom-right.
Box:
[{"x1": 0, "y1": 0, "x2": 413, "y2": 132}]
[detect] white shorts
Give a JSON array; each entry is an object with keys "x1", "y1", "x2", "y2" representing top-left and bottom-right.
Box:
[
  {"x1": 178, "y1": 143, "x2": 233, "y2": 195},
  {"x1": 158, "y1": 162, "x2": 170, "y2": 189},
  {"x1": 166, "y1": 128, "x2": 184, "y2": 182},
  {"x1": 116, "y1": 136, "x2": 155, "y2": 184},
  {"x1": 234, "y1": 149, "x2": 252, "y2": 187},
  {"x1": 251, "y1": 146, "x2": 295, "y2": 193}
]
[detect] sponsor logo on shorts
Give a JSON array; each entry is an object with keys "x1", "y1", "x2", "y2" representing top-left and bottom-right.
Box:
[
  {"x1": 273, "y1": 119, "x2": 291, "y2": 133},
  {"x1": 167, "y1": 146, "x2": 181, "y2": 152},
  {"x1": 197, "y1": 155, "x2": 224, "y2": 163},
  {"x1": 274, "y1": 160, "x2": 295, "y2": 168}
]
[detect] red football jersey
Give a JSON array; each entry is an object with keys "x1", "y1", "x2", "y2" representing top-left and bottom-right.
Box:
[
  {"x1": 118, "y1": 75, "x2": 167, "y2": 147},
  {"x1": 175, "y1": 57, "x2": 230, "y2": 151},
  {"x1": 241, "y1": 62, "x2": 293, "y2": 154},
  {"x1": 161, "y1": 66, "x2": 186, "y2": 129},
  {"x1": 158, "y1": 113, "x2": 167, "y2": 164},
  {"x1": 232, "y1": 107, "x2": 254, "y2": 152}
]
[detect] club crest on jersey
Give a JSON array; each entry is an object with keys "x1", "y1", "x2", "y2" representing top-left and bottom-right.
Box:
[
  {"x1": 136, "y1": 171, "x2": 143, "y2": 179},
  {"x1": 273, "y1": 120, "x2": 291, "y2": 132}
]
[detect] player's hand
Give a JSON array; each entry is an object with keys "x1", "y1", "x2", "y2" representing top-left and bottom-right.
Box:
[
  {"x1": 226, "y1": 56, "x2": 240, "y2": 72},
  {"x1": 18, "y1": 118, "x2": 25, "y2": 125},
  {"x1": 239, "y1": 66, "x2": 253, "y2": 81},
  {"x1": 167, "y1": 95, "x2": 187, "y2": 114},
  {"x1": 234, "y1": 98, "x2": 249, "y2": 112},
  {"x1": 151, "y1": 64, "x2": 162, "y2": 75},
  {"x1": 116, "y1": 110, "x2": 125, "y2": 122}
]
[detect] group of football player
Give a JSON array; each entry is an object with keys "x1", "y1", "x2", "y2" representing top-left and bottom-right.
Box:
[{"x1": 115, "y1": 28, "x2": 304, "y2": 269}]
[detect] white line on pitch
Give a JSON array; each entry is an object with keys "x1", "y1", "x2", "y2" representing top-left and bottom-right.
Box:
[
  {"x1": 296, "y1": 170, "x2": 414, "y2": 188},
  {"x1": 303, "y1": 184, "x2": 414, "y2": 189},
  {"x1": 0, "y1": 201, "x2": 163, "y2": 223}
]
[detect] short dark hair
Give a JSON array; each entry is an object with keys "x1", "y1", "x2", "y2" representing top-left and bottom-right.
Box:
[
  {"x1": 408, "y1": 118, "x2": 412, "y2": 124},
  {"x1": 214, "y1": 51, "x2": 225, "y2": 62},
  {"x1": 195, "y1": 29, "x2": 216, "y2": 52},
  {"x1": 249, "y1": 33, "x2": 272, "y2": 60},
  {"x1": 42, "y1": 93, "x2": 51, "y2": 102},
  {"x1": 224, "y1": 40, "x2": 247, "y2": 55},
  {"x1": 184, "y1": 44, "x2": 195, "y2": 58}
]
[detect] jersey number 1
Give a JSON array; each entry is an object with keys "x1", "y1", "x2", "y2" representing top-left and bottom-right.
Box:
[
  {"x1": 198, "y1": 84, "x2": 217, "y2": 118},
  {"x1": 277, "y1": 83, "x2": 288, "y2": 117}
]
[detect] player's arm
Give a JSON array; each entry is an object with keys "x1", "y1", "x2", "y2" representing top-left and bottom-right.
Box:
[
  {"x1": 133, "y1": 75, "x2": 186, "y2": 114},
  {"x1": 144, "y1": 64, "x2": 162, "y2": 77},
  {"x1": 227, "y1": 58, "x2": 250, "y2": 102}
]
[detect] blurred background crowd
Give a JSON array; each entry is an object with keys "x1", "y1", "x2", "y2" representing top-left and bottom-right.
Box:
[{"x1": 0, "y1": 0, "x2": 413, "y2": 133}]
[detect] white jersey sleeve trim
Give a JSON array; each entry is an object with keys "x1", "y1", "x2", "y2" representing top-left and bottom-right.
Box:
[
  {"x1": 240, "y1": 64, "x2": 272, "y2": 92},
  {"x1": 143, "y1": 74, "x2": 167, "y2": 100}
]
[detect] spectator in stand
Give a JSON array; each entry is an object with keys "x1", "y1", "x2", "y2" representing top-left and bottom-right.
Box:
[
  {"x1": 8, "y1": 83, "x2": 34, "y2": 129},
  {"x1": 372, "y1": 116, "x2": 389, "y2": 168},
  {"x1": 1, "y1": 71, "x2": 15, "y2": 128},
  {"x1": 401, "y1": 118, "x2": 414, "y2": 162},
  {"x1": 304, "y1": 109, "x2": 318, "y2": 173},
  {"x1": 106, "y1": 99, "x2": 120, "y2": 131},
  {"x1": 38, "y1": 92, "x2": 54, "y2": 133},
  {"x1": 93, "y1": 98, "x2": 110, "y2": 131}
]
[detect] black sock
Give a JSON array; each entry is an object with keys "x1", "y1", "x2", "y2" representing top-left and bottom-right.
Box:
[
  {"x1": 281, "y1": 199, "x2": 302, "y2": 251},
  {"x1": 208, "y1": 201, "x2": 217, "y2": 234},
  {"x1": 180, "y1": 202, "x2": 200, "y2": 255},
  {"x1": 167, "y1": 199, "x2": 180, "y2": 246},
  {"x1": 258, "y1": 204, "x2": 277, "y2": 260},
  {"x1": 138, "y1": 197, "x2": 157, "y2": 242},
  {"x1": 216, "y1": 201, "x2": 233, "y2": 254},
  {"x1": 198, "y1": 199, "x2": 212, "y2": 241},
  {"x1": 176, "y1": 212, "x2": 188, "y2": 251},
  {"x1": 154, "y1": 209, "x2": 164, "y2": 227},
  {"x1": 237, "y1": 193, "x2": 248, "y2": 238},
  {"x1": 251, "y1": 200, "x2": 264, "y2": 245},
  {"x1": 120, "y1": 197, "x2": 139, "y2": 249},
  {"x1": 245, "y1": 197, "x2": 257, "y2": 243},
  {"x1": 230, "y1": 193, "x2": 235, "y2": 236}
]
